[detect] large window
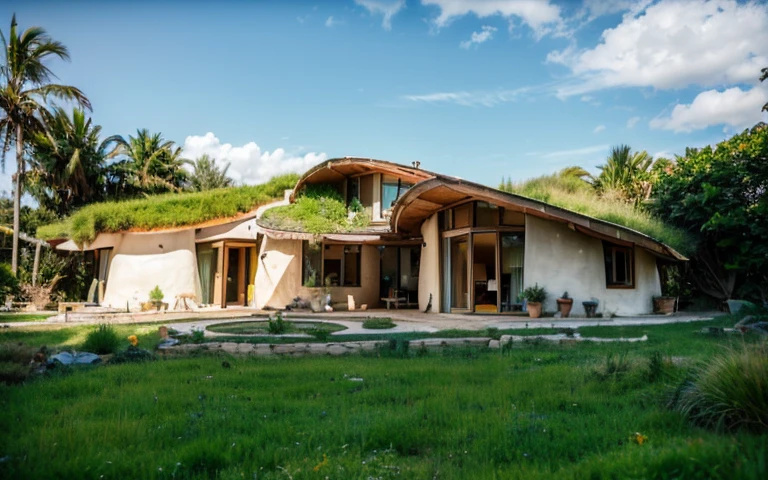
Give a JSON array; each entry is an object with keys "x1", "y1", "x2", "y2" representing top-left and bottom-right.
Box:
[
  {"x1": 302, "y1": 241, "x2": 361, "y2": 287},
  {"x1": 604, "y1": 242, "x2": 634, "y2": 288}
]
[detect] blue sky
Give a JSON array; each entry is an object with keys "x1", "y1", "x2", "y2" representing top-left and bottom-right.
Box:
[{"x1": 2, "y1": 0, "x2": 767, "y2": 195}]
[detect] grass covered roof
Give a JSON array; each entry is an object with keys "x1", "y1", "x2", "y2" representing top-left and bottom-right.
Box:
[
  {"x1": 37, "y1": 174, "x2": 299, "y2": 245},
  {"x1": 504, "y1": 173, "x2": 695, "y2": 256}
]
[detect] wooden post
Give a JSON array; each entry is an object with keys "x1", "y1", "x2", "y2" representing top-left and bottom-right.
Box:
[{"x1": 32, "y1": 242, "x2": 42, "y2": 286}]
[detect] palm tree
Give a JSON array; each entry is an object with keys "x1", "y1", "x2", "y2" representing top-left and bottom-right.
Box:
[
  {"x1": 28, "y1": 107, "x2": 120, "y2": 215},
  {"x1": 0, "y1": 15, "x2": 90, "y2": 273},
  {"x1": 188, "y1": 154, "x2": 233, "y2": 191},
  {"x1": 595, "y1": 145, "x2": 653, "y2": 204},
  {"x1": 108, "y1": 129, "x2": 188, "y2": 197}
]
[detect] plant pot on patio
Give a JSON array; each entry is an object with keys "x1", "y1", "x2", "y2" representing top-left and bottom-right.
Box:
[
  {"x1": 653, "y1": 296, "x2": 677, "y2": 315},
  {"x1": 556, "y1": 292, "x2": 573, "y2": 318},
  {"x1": 582, "y1": 301, "x2": 598, "y2": 318},
  {"x1": 526, "y1": 302, "x2": 543, "y2": 318}
]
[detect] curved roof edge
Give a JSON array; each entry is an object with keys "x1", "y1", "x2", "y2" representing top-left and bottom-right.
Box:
[
  {"x1": 290, "y1": 157, "x2": 436, "y2": 201},
  {"x1": 390, "y1": 176, "x2": 688, "y2": 262}
]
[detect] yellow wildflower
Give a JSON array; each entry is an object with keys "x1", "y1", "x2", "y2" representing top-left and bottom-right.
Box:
[
  {"x1": 313, "y1": 453, "x2": 328, "y2": 472},
  {"x1": 631, "y1": 432, "x2": 648, "y2": 445},
  {"x1": 128, "y1": 335, "x2": 138, "y2": 347}
]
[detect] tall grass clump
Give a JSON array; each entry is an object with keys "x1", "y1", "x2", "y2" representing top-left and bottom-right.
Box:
[
  {"x1": 37, "y1": 174, "x2": 298, "y2": 244},
  {"x1": 81, "y1": 324, "x2": 121, "y2": 355},
  {"x1": 672, "y1": 343, "x2": 768, "y2": 432},
  {"x1": 503, "y1": 173, "x2": 695, "y2": 256}
]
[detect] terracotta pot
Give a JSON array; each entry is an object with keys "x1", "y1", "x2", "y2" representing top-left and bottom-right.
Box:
[
  {"x1": 556, "y1": 298, "x2": 573, "y2": 318},
  {"x1": 653, "y1": 296, "x2": 677, "y2": 314},
  {"x1": 527, "y1": 302, "x2": 542, "y2": 318}
]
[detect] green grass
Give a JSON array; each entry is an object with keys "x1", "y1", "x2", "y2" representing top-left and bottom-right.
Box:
[
  {"x1": 362, "y1": 318, "x2": 396, "y2": 329},
  {"x1": 0, "y1": 317, "x2": 765, "y2": 479},
  {"x1": 206, "y1": 321, "x2": 347, "y2": 335},
  {"x1": 36, "y1": 174, "x2": 299, "y2": 244},
  {"x1": 503, "y1": 173, "x2": 696, "y2": 256},
  {"x1": 0, "y1": 313, "x2": 54, "y2": 323}
]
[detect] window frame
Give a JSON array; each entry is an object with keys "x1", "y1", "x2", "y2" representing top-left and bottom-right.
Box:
[{"x1": 603, "y1": 242, "x2": 635, "y2": 289}]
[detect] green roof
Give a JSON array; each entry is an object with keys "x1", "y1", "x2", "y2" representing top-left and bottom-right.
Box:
[{"x1": 37, "y1": 174, "x2": 299, "y2": 245}]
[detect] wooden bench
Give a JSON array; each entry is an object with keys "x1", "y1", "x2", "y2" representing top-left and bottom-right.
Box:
[{"x1": 381, "y1": 297, "x2": 407, "y2": 310}]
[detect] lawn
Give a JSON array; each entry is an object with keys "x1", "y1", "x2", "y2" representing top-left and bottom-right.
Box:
[
  {"x1": 0, "y1": 318, "x2": 765, "y2": 479},
  {"x1": 0, "y1": 313, "x2": 54, "y2": 323}
]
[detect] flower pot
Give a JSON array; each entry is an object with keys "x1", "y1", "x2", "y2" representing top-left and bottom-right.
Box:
[
  {"x1": 653, "y1": 296, "x2": 677, "y2": 315},
  {"x1": 527, "y1": 302, "x2": 542, "y2": 318},
  {"x1": 556, "y1": 298, "x2": 573, "y2": 318},
  {"x1": 582, "y1": 301, "x2": 598, "y2": 318}
]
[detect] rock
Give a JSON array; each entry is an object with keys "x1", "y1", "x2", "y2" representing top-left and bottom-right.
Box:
[{"x1": 489, "y1": 340, "x2": 500, "y2": 349}]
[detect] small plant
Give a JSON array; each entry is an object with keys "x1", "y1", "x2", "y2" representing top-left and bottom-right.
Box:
[
  {"x1": 349, "y1": 197, "x2": 364, "y2": 213},
  {"x1": 149, "y1": 285, "x2": 164, "y2": 303},
  {"x1": 81, "y1": 324, "x2": 121, "y2": 354},
  {"x1": 191, "y1": 328, "x2": 205, "y2": 344},
  {"x1": 522, "y1": 284, "x2": 547, "y2": 303},
  {"x1": 111, "y1": 346, "x2": 155, "y2": 364},
  {"x1": 484, "y1": 327, "x2": 501, "y2": 340},
  {"x1": 362, "y1": 317, "x2": 396, "y2": 330},
  {"x1": 308, "y1": 327, "x2": 330, "y2": 342},
  {"x1": 268, "y1": 312, "x2": 286, "y2": 334}
]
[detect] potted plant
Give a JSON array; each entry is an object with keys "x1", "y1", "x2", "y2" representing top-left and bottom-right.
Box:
[
  {"x1": 556, "y1": 291, "x2": 574, "y2": 318},
  {"x1": 522, "y1": 283, "x2": 547, "y2": 318},
  {"x1": 149, "y1": 285, "x2": 164, "y2": 311},
  {"x1": 653, "y1": 265, "x2": 681, "y2": 314}
]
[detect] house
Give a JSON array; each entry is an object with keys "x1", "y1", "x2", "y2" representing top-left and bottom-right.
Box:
[{"x1": 47, "y1": 157, "x2": 686, "y2": 315}]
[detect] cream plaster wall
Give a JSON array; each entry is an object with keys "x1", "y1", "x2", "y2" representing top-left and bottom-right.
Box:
[
  {"x1": 102, "y1": 230, "x2": 201, "y2": 309},
  {"x1": 418, "y1": 214, "x2": 440, "y2": 312},
  {"x1": 524, "y1": 215, "x2": 661, "y2": 316},
  {"x1": 254, "y1": 238, "x2": 382, "y2": 310}
]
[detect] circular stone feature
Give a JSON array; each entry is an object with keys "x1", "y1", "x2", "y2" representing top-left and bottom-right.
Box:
[{"x1": 206, "y1": 320, "x2": 347, "y2": 335}]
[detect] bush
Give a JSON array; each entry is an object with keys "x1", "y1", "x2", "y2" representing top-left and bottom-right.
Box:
[
  {"x1": 0, "y1": 263, "x2": 18, "y2": 300},
  {"x1": 523, "y1": 283, "x2": 547, "y2": 303},
  {"x1": 110, "y1": 347, "x2": 156, "y2": 364},
  {"x1": 81, "y1": 324, "x2": 121, "y2": 354},
  {"x1": 191, "y1": 328, "x2": 205, "y2": 344},
  {"x1": 672, "y1": 344, "x2": 768, "y2": 432},
  {"x1": 362, "y1": 317, "x2": 396, "y2": 329},
  {"x1": 149, "y1": 285, "x2": 164, "y2": 303}
]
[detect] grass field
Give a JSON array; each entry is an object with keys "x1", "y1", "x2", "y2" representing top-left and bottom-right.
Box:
[
  {"x1": 0, "y1": 313, "x2": 54, "y2": 323},
  {"x1": 0, "y1": 317, "x2": 766, "y2": 479}
]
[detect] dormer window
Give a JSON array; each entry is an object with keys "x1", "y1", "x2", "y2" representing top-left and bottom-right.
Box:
[{"x1": 381, "y1": 175, "x2": 412, "y2": 211}]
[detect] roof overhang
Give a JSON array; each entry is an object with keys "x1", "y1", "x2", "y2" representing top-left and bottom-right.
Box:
[
  {"x1": 290, "y1": 157, "x2": 436, "y2": 201},
  {"x1": 391, "y1": 176, "x2": 688, "y2": 262}
]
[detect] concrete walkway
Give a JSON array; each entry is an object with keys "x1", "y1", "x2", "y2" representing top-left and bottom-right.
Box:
[{"x1": 3, "y1": 307, "x2": 722, "y2": 336}]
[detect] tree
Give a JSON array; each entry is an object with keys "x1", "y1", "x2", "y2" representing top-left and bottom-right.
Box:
[
  {"x1": 108, "y1": 129, "x2": 188, "y2": 197},
  {"x1": 595, "y1": 145, "x2": 654, "y2": 204},
  {"x1": 27, "y1": 107, "x2": 120, "y2": 215},
  {"x1": 188, "y1": 154, "x2": 233, "y2": 191},
  {"x1": 0, "y1": 15, "x2": 90, "y2": 273},
  {"x1": 652, "y1": 123, "x2": 768, "y2": 302}
]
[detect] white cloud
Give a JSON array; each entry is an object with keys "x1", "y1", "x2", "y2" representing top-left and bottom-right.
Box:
[
  {"x1": 537, "y1": 144, "x2": 610, "y2": 159},
  {"x1": 548, "y1": 0, "x2": 768, "y2": 97},
  {"x1": 649, "y1": 87, "x2": 768, "y2": 133},
  {"x1": 626, "y1": 116, "x2": 640, "y2": 128},
  {"x1": 593, "y1": 125, "x2": 606, "y2": 133},
  {"x1": 422, "y1": 0, "x2": 564, "y2": 39},
  {"x1": 460, "y1": 25, "x2": 497, "y2": 49},
  {"x1": 354, "y1": 0, "x2": 405, "y2": 30},
  {"x1": 404, "y1": 87, "x2": 529, "y2": 107},
  {"x1": 181, "y1": 133, "x2": 327, "y2": 185},
  {"x1": 325, "y1": 16, "x2": 336, "y2": 27}
]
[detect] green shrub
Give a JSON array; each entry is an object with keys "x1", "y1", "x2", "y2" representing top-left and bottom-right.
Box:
[
  {"x1": 308, "y1": 327, "x2": 331, "y2": 341},
  {"x1": 110, "y1": 347, "x2": 156, "y2": 364},
  {"x1": 267, "y1": 312, "x2": 286, "y2": 334},
  {"x1": 362, "y1": 317, "x2": 396, "y2": 329},
  {"x1": 672, "y1": 344, "x2": 768, "y2": 432},
  {"x1": 522, "y1": 283, "x2": 547, "y2": 303},
  {"x1": 81, "y1": 324, "x2": 121, "y2": 354},
  {"x1": 191, "y1": 328, "x2": 205, "y2": 344},
  {"x1": 0, "y1": 263, "x2": 18, "y2": 299},
  {"x1": 149, "y1": 285, "x2": 164, "y2": 303}
]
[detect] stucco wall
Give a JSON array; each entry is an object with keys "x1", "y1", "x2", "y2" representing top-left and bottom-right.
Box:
[
  {"x1": 419, "y1": 214, "x2": 440, "y2": 312},
  {"x1": 524, "y1": 215, "x2": 661, "y2": 316},
  {"x1": 254, "y1": 238, "x2": 382, "y2": 310},
  {"x1": 102, "y1": 230, "x2": 201, "y2": 309}
]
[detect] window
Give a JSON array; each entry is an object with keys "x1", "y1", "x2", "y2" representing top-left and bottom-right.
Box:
[
  {"x1": 500, "y1": 207, "x2": 525, "y2": 226},
  {"x1": 303, "y1": 241, "x2": 362, "y2": 287},
  {"x1": 604, "y1": 242, "x2": 634, "y2": 288},
  {"x1": 381, "y1": 175, "x2": 412, "y2": 211},
  {"x1": 475, "y1": 202, "x2": 498, "y2": 227},
  {"x1": 301, "y1": 241, "x2": 322, "y2": 287}
]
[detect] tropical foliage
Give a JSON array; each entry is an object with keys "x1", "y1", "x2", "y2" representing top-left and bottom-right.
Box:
[
  {"x1": 27, "y1": 107, "x2": 120, "y2": 215},
  {"x1": 652, "y1": 123, "x2": 768, "y2": 302},
  {"x1": 0, "y1": 15, "x2": 90, "y2": 272},
  {"x1": 187, "y1": 154, "x2": 233, "y2": 191},
  {"x1": 594, "y1": 145, "x2": 654, "y2": 204},
  {"x1": 37, "y1": 174, "x2": 298, "y2": 245}
]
